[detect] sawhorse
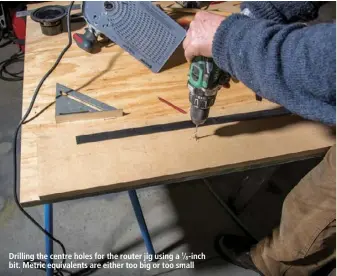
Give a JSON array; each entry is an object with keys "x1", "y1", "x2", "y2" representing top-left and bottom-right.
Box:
[{"x1": 44, "y1": 190, "x2": 155, "y2": 276}]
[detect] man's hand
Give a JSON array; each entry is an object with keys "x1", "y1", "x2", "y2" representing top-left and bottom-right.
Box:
[{"x1": 183, "y1": 11, "x2": 225, "y2": 62}]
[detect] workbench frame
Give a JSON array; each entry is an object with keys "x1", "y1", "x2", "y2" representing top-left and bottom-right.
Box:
[{"x1": 44, "y1": 190, "x2": 155, "y2": 276}]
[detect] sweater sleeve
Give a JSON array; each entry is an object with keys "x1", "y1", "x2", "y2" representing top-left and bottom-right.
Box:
[
  {"x1": 212, "y1": 15, "x2": 336, "y2": 125},
  {"x1": 240, "y1": 1, "x2": 326, "y2": 23}
]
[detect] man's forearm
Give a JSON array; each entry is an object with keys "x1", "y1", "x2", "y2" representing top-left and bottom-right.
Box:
[{"x1": 212, "y1": 15, "x2": 336, "y2": 125}]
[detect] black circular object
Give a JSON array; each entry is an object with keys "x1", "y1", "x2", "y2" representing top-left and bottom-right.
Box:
[{"x1": 31, "y1": 5, "x2": 67, "y2": 36}]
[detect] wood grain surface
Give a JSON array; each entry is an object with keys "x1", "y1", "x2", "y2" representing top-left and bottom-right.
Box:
[{"x1": 20, "y1": 2, "x2": 335, "y2": 205}]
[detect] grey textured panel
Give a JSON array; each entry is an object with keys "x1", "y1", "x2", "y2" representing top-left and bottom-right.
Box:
[{"x1": 83, "y1": 1, "x2": 186, "y2": 73}]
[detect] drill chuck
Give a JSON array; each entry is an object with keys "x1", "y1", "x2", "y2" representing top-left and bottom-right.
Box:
[
  {"x1": 188, "y1": 83, "x2": 218, "y2": 126},
  {"x1": 190, "y1": 105, "x2": 209, "y2": 126}
]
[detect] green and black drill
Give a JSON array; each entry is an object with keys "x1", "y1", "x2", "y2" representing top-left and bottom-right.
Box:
[{"x1": 188, "y1": 57, "x2": 230, "y2": 139}]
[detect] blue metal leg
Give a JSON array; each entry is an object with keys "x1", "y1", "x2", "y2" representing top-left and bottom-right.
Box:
[
  {"x1": 128, "y1": 190, "x2": 155, "y2": 257},
  {"x1": 44, "y1": 204, "x2": 53, "y2": 276}
]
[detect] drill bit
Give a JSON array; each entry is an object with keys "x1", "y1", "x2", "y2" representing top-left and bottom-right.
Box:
[{"x1": 194, "y1": 125, "x2": 198, "y2": 140}]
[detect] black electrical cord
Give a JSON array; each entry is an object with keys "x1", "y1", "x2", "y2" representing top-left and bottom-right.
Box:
[
  {"x1": 0, "y1": 38, "x2": 13, "y2": 48},
  {"x1": 0, "y1": 27, "x2": 16, "y2": 48},
  {"x1": 0, "y1": 51, "x2": 24, "y2": 81},
  {"x1": 0, "y1": 27, "x2": 22, "y2": 84},
  {"x1": 204, "y1": 179, "x2": 259, "y2": 266},
  {"x1": 12, "y1": 2, "x2": 74, "y2": 276},
  {"x1": 203, "y1": 179, "x2": 258, "y2": 243}
]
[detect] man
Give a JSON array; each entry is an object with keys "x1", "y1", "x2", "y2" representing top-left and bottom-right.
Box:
[{"x1": 183, "y1": 2, "x2": 336, "y2": 275}]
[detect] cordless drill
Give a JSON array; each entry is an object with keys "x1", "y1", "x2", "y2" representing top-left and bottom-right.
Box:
[{"x1": 188, "y1": 57, "x2": 230, "y2": 138}]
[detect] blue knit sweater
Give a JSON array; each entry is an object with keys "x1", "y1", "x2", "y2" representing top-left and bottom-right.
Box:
[{"x1": 212, "y1": 2, "x2": 336, "y2": 125}]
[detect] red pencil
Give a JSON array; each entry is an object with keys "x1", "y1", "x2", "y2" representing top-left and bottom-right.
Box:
[{"x1": 158, "y1": 97, "x2": 187, "y2": 114}]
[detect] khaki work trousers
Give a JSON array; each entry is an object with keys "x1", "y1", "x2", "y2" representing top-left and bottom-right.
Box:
[{"x1": 251, "y1": 145, "x2": 336, "y2": 276}]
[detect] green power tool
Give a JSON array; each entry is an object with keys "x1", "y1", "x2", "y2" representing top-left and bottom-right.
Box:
[{"x1": 188, "y1": 57, "x2": 230, "y2": 138}]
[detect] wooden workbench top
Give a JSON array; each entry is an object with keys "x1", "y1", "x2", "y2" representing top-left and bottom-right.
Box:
[{"x1": 20, "y1": 2, "x2": 335, "y2": 205}]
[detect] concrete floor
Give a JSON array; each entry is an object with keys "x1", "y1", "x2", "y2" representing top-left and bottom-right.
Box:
[{"x1": 0, "y1": 37, "x2": 325, "y2": 276}]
